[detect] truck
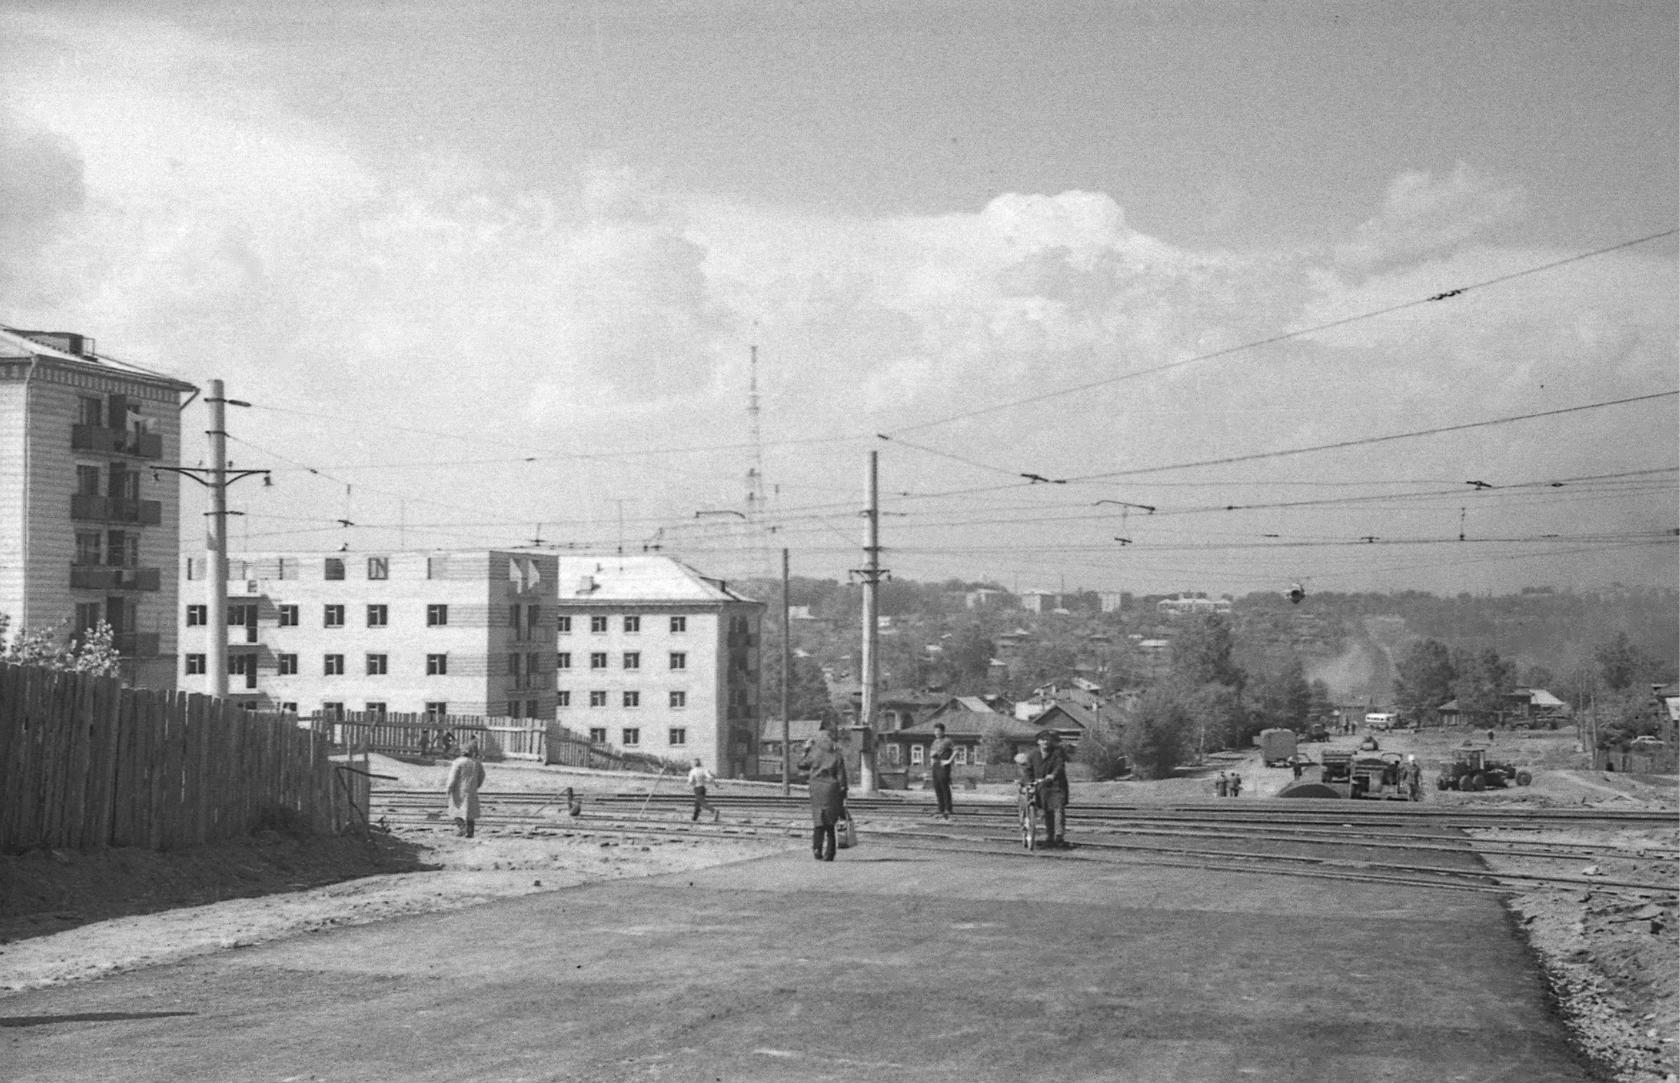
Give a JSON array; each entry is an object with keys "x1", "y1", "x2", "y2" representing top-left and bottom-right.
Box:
[
  {"x1": 1364, "y1": 712, "x2": 1399, "y2": 731},
  {"x1": 1279, "y1": 750, "x2": 1413, "y2": 799},
  {"x1": 1258, "y1": 728, "x2": 1299, "y2": 767}
]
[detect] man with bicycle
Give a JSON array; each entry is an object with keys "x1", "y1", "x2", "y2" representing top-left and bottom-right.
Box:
[{"x1": 1021, "y1": 729, "x2": 1071, "y2": 849}]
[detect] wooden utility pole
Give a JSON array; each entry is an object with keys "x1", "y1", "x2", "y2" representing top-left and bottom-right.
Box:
[
  {"x1": 781, "y1": 546, "x2": 791, "y2": 797},
  {"x1": 855, "y1": 451, "x2": 885, "y2": 793}
]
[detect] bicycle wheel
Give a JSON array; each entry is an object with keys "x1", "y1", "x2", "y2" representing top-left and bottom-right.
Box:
[{"x1": 1019, "y1": 792, "x2": 1037, "y2": 851}]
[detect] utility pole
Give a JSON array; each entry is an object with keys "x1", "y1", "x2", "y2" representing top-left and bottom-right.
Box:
[
  {"x1": 156, "y1": 379, "x2": 268, "y2": 699},
  {"x1": 781, "y1": 547, "x2": 791, "y2": 797},
  {"x1": 853, "y1": 451, "x2": 886, "y2": 793}
]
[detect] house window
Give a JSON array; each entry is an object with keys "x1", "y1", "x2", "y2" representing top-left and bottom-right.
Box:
[
  {"x1": 526, "y1": 699, "x2": 539, "y2": 718},
  {"x1": 557, "y1": 615, "x2": 572, "y2": 634},
  {"x1": 670, "y1": 616, "x2": 687, "y2": 633},
  {"x1": 76, "y1": 464, "x2": 101, "y2": 496},
  {"x1": 366, "y1": 654, "x2": 388, "y2": 675},
  {"x1": 623, "y1": 691, "x2": 640, "y2": 708},
  {"x1": 624, "y1": 615, "x2": 640, "y2": 633},
  {"x1": 425, "y1": 701, "x2": 447, "y2": 716},
  {"x1": 324, "y1": 604, "x2": 344, "y2": 628},
  {"x1": 669, "y1": 651, "x2": 687, "y2": 670},
  {"x1": 367, "y1": 604, "x2": 388, "y2": 627},
  {"x1": 321, "y1": 702, "x2": 344, "y2": 721},
  {"x1": 911, "y1": 745, "x2": 925, "y2": 766},
  {"x1": 557, "y1": 652, "x2": 572, "y2": 670},
  {"x1": 589, "y1": 691, "x2": 608, "y2": 707},
  {"x1": 367, "y1": 557, "x2": 388, "y2": 580},
  {"x1": 325, "y1": 558, "x2": 345, "y2": 581},
  {"x1": 280, "y1": 702, "x2": 298, "y2": 715},
  {"x1": 427, "y1": 604, "x2": 448, "y2": 626},
  {"x1": 75, "y1": 531, "x2": 102, "y2": 564},
  {"x1": 185, "y1": 654, "x2": 206, "y2": 675},
  {"x1": 669, "y1": 691, "x2": 687, "y2": 709},
  {"x1": 508, "y1": 653, "x2": 521, "y2": 680},
  {"x1": 365, "y1": 702, "x2": 387, "y2": 717},
  {"x1": 279, "y1": 654, "x2": 299, "y2": 676},
  {"x1": 427, "y1": 653, "x2": 448, "y2": 676},
  {"x1": 186, "y1": 604, "x2": 207, "y2": 626},
  {"x1": 556, "y1": 690, "x2": 571, "y2": 707},
  {"x1": 279, "y1": 604, "x2": 299, "y2": 627},
  {"x1": 623, "y1": 651, "x2": 640, "y2": 670},
  {"x1": 74, "y1": 603, "x2": 101, "y2": 633},
  {"x1": 669, "y1": 727, "x2": 687, "y2": 746},
  {"x1": 590, "y1": 652, "x2": 608, "y2": 670},
  {"x1": 622, "y1": 727, "x2": 640, "y2": 747},
  {"x1": 589, "y1": 727, "x2": 607, "y2": 744},
  {"x1": 590, "y1": 615, "x2": 608, "y2": 633},
  {"x1": 321, "y1": 654, "x2": 343, "y2": 676},
  {"x1": 78, "y1": 395, "x2": 103, "y2": 426}
]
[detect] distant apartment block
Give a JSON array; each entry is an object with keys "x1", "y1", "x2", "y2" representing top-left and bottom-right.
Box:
[
  {"x1": 1156, "y1": 594, "x2": 1232, "y2": 617},
  {"x1": 176, "y1": 550, "x2": 557, "y2": 719},
  {"x1": 555, "y1": 555, "x2": 763, "y2": 778},
  {"x1": 0, "y1": 327, "x2": 196, "y2": 690}
]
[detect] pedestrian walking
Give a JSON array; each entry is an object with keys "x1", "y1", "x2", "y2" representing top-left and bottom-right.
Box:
[
  {"x1": 445, "y1": 742, "x2": 485, "y2": 838},
  {"x1": 1215, "y1": 771, "x2": 1229, "y2": 797},
  {"x1": 929, "y1": 722, "x2": 956, "y2": 822},
  {"x1": 1291, "y1": 755, "x2": 1305, "y2": 780},
  {"x1": 1228, "y1": 772, "x2": 1242, "y2": 798},
  {"x1": 797, "y1": 729, "x2": 849, "y2": 861},
  {"x1": 687, "y1": 758, "x2": 720, "y2": 822},
  {"x1": 1403, "y1": 754, "x2": 1423, "y2": 801},
  {"x1": 1021, "y1": 729, "x2": 1071, "y2": 848}
]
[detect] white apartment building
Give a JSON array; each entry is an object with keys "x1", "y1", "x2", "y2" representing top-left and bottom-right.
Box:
[
  {"x1": 176, "y1": 550, "x2": 557, "y2": 719},
  {"x1": 555, "y1": 555, "x2": 763, "y2": 778},
  {"x1": 0, "y1": 327, "x2": 196, "y2": 690}
]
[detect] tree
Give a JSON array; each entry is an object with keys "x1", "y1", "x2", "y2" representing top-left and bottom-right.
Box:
[
  {"x1": 0, "y1": 615, "x2": 121, "y2": 677},
  {"x1": 1121, "y1": 686, "x2": 1195, "y2": 780},
  {"x1": 1393, "y1": 638, "x2": 1456, "y2": 718},
  {"x1": 758, "y1": 647, "x2": 838, "y2": 724},
  {"x1": 1594, "y1": 632, "x2": 1657, "y2": 693},
  {"x1": 1251, "y1": 657, "x2": 1312, "y2": 732},
  {"x1": 1170, "y1": 614, "x2": 1245, "y2": 691},
  {"x1": 1450, "y1": 646, "x2": 1515, "y2": 719}
]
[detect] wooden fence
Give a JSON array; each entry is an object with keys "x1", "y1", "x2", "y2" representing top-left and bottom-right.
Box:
[
  {"x1": 0, "y1": 663, "x2": 365, "y2": 854},
  {"x1": 314, "y1": 712, "x2": 684, "y2": 775}
]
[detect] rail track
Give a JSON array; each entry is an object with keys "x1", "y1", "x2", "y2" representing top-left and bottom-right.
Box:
[{"x1": 371, "y1": 788, "x2": 1678, "y2": 900}]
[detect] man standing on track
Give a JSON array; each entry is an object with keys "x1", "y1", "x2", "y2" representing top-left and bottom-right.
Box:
[
  {"x1": 1021, "y1": 729, "x2": 1071, "y2": 849},
  {"x1": 929, "y1": 722, "x2": 956, "y2": 822}
]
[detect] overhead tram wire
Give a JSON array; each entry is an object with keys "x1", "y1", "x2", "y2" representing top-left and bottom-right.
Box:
[{"x1": 879, "y1": 228, "x2": 1679, "y2": 437}]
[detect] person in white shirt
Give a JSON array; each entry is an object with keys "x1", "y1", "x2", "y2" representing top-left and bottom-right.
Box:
[{"x1": 687, "y1": 758, "x2": 720, "y2": 822}]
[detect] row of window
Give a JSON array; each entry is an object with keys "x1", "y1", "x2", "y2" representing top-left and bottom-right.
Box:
[
  {"x1": 587, "y1": 727, "x2": 684, "y2": 748},
  {"x1": 908, "y1": 744, "x2": 975, "y2": 766},
  {"x1": 187, "y1": 652, "x2": 513, "y2": 677},
  {"x1": 189, "y1": 603, "x2": 455, "y2": 628},
  {"x1": 560, "y1": 615, "x2": 686, "y2": 634},
  {"x1": 557, "y1": 651, "x2": 685, "y2": 671},
  {"x1": 557, "y1": 690, "x2": 687, "y2": 709},
  {"x1": 290, "y1": 701, "x2": 546, "y2": 720}
]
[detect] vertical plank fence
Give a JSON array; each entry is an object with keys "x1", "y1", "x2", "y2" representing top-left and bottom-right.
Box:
[{"x1": 0, "y1": 663, "x2": 362, "y2": 853}]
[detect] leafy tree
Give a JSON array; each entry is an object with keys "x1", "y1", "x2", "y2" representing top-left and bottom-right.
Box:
[
  {"x1": 1307, "y1": 679, "x2": 1336, "y2": 723},
  {"x1": 758, "y1": 646, "x2": 838, "y2": 724},
  {"x1": 1450, "y1": 646, "x2": 1515, "y2": 718},
  {"x1": 1393, "y1": 638, "x2": 1456, "y2": 717},
  {"x1": 1074, "y1": 715, "x2": 1129, "y2": 780},
  {"x1": 1594, "y1": 631, "x2": 1657, "y2": 692},
  {"x1": 1170, "y1": 614, "x2": 1245, "y2": 691},
  {"x1": 1251, "y1": 657, "x2": 1313, "y2": 732},
  {"x1": 1121, "y1": 686, "x2": 1195, "y2": 780},
  {"x1": 0, "y1": 616, "x2": 121, "y2": 677},
  {"x1": 977, "y1": 720, "x2": 1017, "y2": 765}
]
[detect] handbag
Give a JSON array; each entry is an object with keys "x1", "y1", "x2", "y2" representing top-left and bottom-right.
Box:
[{"x1": 837, "y1": 807, "x2": 858, "y2": 850}]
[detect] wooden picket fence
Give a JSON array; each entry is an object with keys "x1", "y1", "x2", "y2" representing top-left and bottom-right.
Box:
[{"x1": 0, "y1": 663, "x2": 365, "y2": 854}]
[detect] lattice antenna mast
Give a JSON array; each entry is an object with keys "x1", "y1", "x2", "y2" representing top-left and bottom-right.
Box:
[{"x1": 745, "y1": 344, "x2": 766, "y2": 524}]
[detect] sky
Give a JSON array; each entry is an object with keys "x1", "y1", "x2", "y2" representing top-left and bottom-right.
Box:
[{"x1": 2, "y1": 0, "x2": 1676, "y2": 598}]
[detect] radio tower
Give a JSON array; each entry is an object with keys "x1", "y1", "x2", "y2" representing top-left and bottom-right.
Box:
[{"x1": 744, "y1": 345, "x2": 768, "y2": 572}]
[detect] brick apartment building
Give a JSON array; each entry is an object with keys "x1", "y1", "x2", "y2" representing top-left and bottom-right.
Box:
[{"x1": 0, "y1": 327, "x2": 196, "y2": 689}]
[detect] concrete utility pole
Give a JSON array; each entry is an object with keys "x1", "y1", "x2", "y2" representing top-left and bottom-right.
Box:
[
  {"x1": 781, "y1": 547, "x2": 791, "y2": 797},
  {"x1": 854, "y1": 451, "x2": 886, "y2": 793},
  {"x1": 156, "y1": 379, "x2": 268, "y2": 700}
]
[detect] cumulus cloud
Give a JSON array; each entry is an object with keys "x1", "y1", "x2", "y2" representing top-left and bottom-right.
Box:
[
  {"x1": 1335, "y1": 163, "x2": 1525, "y2": 271},
  {"x1": 0, "y1": 110, "x2": 85, "y2": 299}
]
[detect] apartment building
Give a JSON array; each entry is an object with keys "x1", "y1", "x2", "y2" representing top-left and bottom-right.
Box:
[
  {"x1": 0, "y1": 327, "x2": 196, "y2": 689},
  {"x1": 175, "y1": 549, "x2": 557, "y2": 719},
  {"x1": 555, "y1": 555, "x2": 763, "y2": 778}
]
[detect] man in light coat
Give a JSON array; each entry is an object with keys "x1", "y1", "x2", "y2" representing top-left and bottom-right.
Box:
[{"x1": 445, "y1": 743, "x2": 486, "y2": 837}]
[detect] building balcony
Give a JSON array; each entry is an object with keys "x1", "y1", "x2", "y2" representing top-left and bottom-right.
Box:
[
  {"x1": 71, "y1": 424, "x2": 164, "y2": 460},
  {"x1": 112, "y1": 632, "x2": 161, "y2": 657},
  {"x1": 509, "y1": 673, "x2": 554, "y2": 691},
  {"x1": 70, "y1": 563, "x2": 162, "y2": 591},
  {"x1": 70, "y1": 494, "x2": 163, "y2": 526}
]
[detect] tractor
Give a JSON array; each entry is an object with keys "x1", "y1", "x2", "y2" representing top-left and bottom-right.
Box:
[{"x1": 1436, "y1": 745, "x2": 1532, "y2": 791}]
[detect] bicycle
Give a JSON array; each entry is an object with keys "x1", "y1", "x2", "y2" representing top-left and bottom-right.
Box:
[{"x1": 1016, "y1": 778, "x2": 1043, "y2": 851}]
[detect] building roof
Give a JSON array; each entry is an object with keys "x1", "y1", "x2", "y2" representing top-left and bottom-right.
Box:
[
  {"x1": 893, "y1": 710, "x2": 1042, "y2": 741},
  {"x1": 0, "y1": 326, "x2": 197, "y2": 392},
  {"x1": 554, "y1": 555, "x2": 760, "y2": 604},
  {"x1": 1509, "y1": 688, "x2": 1567, "y2": 708}
]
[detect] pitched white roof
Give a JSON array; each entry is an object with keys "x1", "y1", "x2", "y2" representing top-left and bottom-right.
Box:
[{"x1": 554, "y1": 555, "x2": 758, "y2": 603}]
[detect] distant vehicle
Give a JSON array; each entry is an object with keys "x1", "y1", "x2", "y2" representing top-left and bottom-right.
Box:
[
  {"x1": 1280, "y1": 750, "x2": 1410, "y2": 800},
  {"x1": 1364, "y1": 712, "x2": 1398, "y2": 731},
  {"x1": 1436, "y1": 746, "x2": 1531, "y2": 791},
  {"x1": 1304, "y1": 722, "x2": 1330, "y2": 743},
  {"x1": 1630, "y1": 736, "x2": 1667, "y2": 748},
  {"x1": 1258, "y1": 728, "x2": 1298, "y2": 767}
]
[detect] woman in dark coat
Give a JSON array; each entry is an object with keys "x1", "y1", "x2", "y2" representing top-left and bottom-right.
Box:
[{"x1": 797, "y1": 730, "x2": 849, "y2": 861}]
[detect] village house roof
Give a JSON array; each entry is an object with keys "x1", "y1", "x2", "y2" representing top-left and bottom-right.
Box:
[{"x1": 891, "y1": 710, "x2": 1042, "y2": 741}]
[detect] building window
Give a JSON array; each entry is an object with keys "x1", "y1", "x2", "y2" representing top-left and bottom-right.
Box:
[
  {"x1": 74, "y1": 603, "x2": 101, "y2": 633},
  {"x1": 365, "y1": 702, "x2": 387, "y2": 717},
  {"x1": 508, "y1": 653, "x2": 521, "y2": 681},
  {"x1": 669, "y1": 691, "x2": 687, "y2": 709},
  {"x1": 623, "y1": 691, "x2": 640, "y2": 708},
  {"x1": 557, "y1": 690, "x2": 571, "y2": 707},
  {"x1": 623, "y1": 651, "x2": 640, "y2": 670},
  {"x1": 324, "y1": 654, "x2": 345, "y2": 676},
  {"x1": 911, "y1": 745, "x2": 925, "y2": 766},
  {"x1": 75, "y1": 531, "x2": 102, "y2": 564},
  {"x1": 279, "y1": 604, "x2": 299, "y2": 627},
  {"x1": 669, "y1": 727, "x2": 687, "y2": 746},
  {"x1": 624, "y1": 615, "x2": 640, "y2": 633},
  {"x1": 557, "y1": 652, "x2": 572, "y2": 670},
  {"x1": 590, "y1": 615, "x2": 608, "y2": 633},
  {"x1": 954, "y1": 746, "x2": 969, "y2": 765},
  {"x1": 367, "y1": 654, "x2": 388, "y2": 676},
  {"x1": 589, "y1": 690, "x2": 608, "y2": 707},
  {"x1": 279, "y1": 654, "x2": 299, "y2": 676},
  {"x1": 526, "y1": 700, "x2": 539, "y2": 718},
  {"x1": 426, "y1": 555, "x2": 449, "y2": 579},
  {"x1": 322, "y1": 702, "x2": 344, "y2": 721},
  {"x1": 280, "y1": 702, "x2": 298, "y2": 715},
  {"x1": 186, "y1": 604, "x2": 207, "y2": 626},
  {"x1": 670, "y1": 616, "x2": 687, "y2": 633},
  {"x1": 557, "y1": 615, "x2": 572, "y2": 634},
  {"x1": 78, "y1": 395, "x2": 103, "y2": 426},
  {"x1": 367, "y1": 604, "x2": 388, "y2": 627},
  {"x1": 325, "y1": 558, "x2": 345, "y2": 581},
  {"x1": 590, "y1": 652, "x2": 608, "y2": 670},
  {"x1": 427, "y1": 603, "x2": 448, "y2": 626},
  {"x1": 324, "y1": 604, "x2": 344, "y2": 628},
  {"x1": 425, "y1": 701, "x2": 447, "y2": 716},
  {"x1": 669, "y1": 651, "x2": 687, "y2": 670},
  {"x1": 622, "y1": 727, "x2": 640, "y2": 747},
  {"x1": 185, "y1": 654, "x2": 207, "y2": 675},
  {"x1": 76, "y1": 464, "x2": 101, "y2": 496},
  {"x1": 367, "y1": 557, "x2": 388, "y2": 580},
  {"x1": 589, "y1": 727, "x2": 607, "y2": 744},
  {"x1": 427, "y1": 653, "x2": 448, "y2": 676}
]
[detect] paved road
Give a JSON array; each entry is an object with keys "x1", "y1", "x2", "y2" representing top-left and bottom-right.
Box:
[{"x1": 3, "y1": 838, "x2": 1591, "y2": 1082}]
